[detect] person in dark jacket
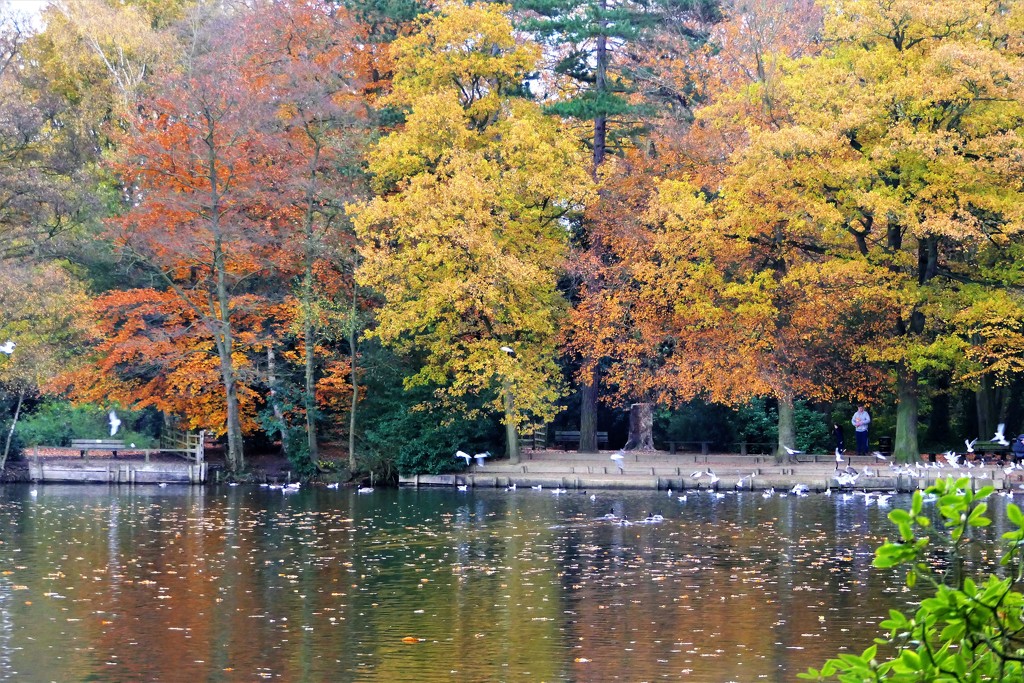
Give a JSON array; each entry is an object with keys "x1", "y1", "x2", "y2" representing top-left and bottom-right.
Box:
[
  {"x1": 1013, "y1": 434, "x2": 1024, "y2": 464},
  {"x1": 833, "y1": 423, "x2": 845, "y2": 455}
]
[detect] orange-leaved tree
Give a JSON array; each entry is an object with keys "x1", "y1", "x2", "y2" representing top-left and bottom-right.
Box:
[
  {"x1": 239, "y1": 1, "x2": 370, "y2": 471},
  {"x1": 564, "y1": 0, "x2": 841, "y2": 453},
  {"x1": 103, "y1": 13, "x2": 295, "y2": 471},
  {"x1": 61, "y1": 288, "x2": 274, "y2": 438}
]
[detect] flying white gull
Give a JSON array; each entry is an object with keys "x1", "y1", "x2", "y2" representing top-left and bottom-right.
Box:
[
  {"x1": 783, "y1": 446, "x2": 802, "y2": 456},
  {"x1": 0, "y1": 340, "x2": 13, "y2": 355},
  {"x1": 994, "y1": 423, "x2": 1010, "y2": 446},
  {"x1": 455, "y1": 450, "x2": 472, "y2": 466},
  {"x1": 610, "y1": 451, "x2": 625, "y2": 473},
  {"x1": 108, "y1": 410, "x2": 122, "y2": 436},
  {"x1": 965, "y1": 438, "x2": 977, "y2": 453}
]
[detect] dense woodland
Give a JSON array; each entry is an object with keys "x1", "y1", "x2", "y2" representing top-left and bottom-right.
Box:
[{"x1": 1, "y1": 0, "x2": 1023, "y2": 477}]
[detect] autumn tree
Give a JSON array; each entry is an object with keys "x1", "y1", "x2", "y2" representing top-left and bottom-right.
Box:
[
  {"x1": 621, "y1": 0, "x2": 1024, "y2": 462},
  {"x1": 26, "y1": 0, "x2": 184, "y2": 156},
  {"x1": 564, "y1": 0, "x2": 829, "y2": 453},
  {"x1": 60, "y1": 287, "x2": 276, "y2": 442},
  {"x1": 0, "y1": 10, "x2": 100, "y2": 262},
  {"x1": 104, "y1": 12, "x2": 294, "y2": 471},
  {"x1": 351, "y1": 2, "x2": 593, "y2": 464},
  {"x1": 515, "y1": 0, "x2": 720, "y2": 452},
  {"x1": 340, "y1": 0, "x2": 426, "y2": 101},
  {"x1": 713, "y1": 0, "x2": 1024, "y2": 461},
  {"x1": 240, "y1": 0, "x2": 369, "y2": 471},
  {"x1": 0, "y1": 262, "x2": 93, "y2": 468}
]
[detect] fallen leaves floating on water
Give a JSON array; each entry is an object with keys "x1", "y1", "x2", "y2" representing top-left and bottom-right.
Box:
[{"x1": 0, "y1": 485, "x2": 970, "y2": 680}]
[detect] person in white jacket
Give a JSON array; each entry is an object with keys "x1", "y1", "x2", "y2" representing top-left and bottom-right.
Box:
[{"x1": 851, "y1": 406, "x2": 871, "y2": 457}]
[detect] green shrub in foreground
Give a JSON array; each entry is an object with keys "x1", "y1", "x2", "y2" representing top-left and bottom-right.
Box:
[{"x1": 801, "y1": 477, "x2": 1024, "y2": 681}]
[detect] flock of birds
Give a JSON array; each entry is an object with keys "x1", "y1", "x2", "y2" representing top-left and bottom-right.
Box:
[
  {"x1": 781, "y1": 423, "x2": 1020, "y2": 476},
  {"x1": 455, "y1": 450, "x2": 491, "y2": 467}
]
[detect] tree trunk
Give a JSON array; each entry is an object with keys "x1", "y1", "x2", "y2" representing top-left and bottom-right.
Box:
[
  {"x1": 301, "y1": 142, "x2": 322, "y2": 470},
  {"x1": 348, "y1": 284, "x2": 358, "y2": 473},
  {"x1": 623, "y1": 402, "x2": 654, "y2": 451},
  {"x1": 894, "y1": 370, "x2": 919, "y2": 463},
  {"x1": 209, "y1": 141, "x2": 243, "y2": 472},
  {"x1": 593, "y1": 0, "x2": 608, "y2": 168},
  {"x1": 222, "y1": 361, "x2": 244, "y2": 472},
  {"x1": 303, "y1": 311, "x2": 319, "y2": 468},
  {"x1": 1, "y1": 386, "x2": 25, "y2": 470},
  {"x1": 266, "y1": 347, "x2": 290, "y2": 455},
  {"x1": 504, "y1": 379, "x2": 520, "y2": 464},
  {"x1": 975, "y1": 375, "x2": 998, "y2": 445},
  {"x1": 777, "y1": 394, "x2": 796, "y2": 463},
  {"x1": 579, "y1": 365, "x2": 599, "y2": 452},
  {"x1": 924, "y1": 376, "x2": 950, "y2": 447},
  {"x1": 215, "y1": 263, "x2": 244, "y2": 472},
  {"x1": 577, "y1": 3, "x2": 609, "y2": 452}
]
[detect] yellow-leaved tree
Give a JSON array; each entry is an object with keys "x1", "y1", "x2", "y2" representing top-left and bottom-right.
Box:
[
  {"x1": 657, "y1": 0, "x2": 1024, "y2": 461},
  {"x1": 350, "y1": 2, "x2": 593, "y2": 463},
  {"x1": 0, "y1": 262, "x2": 94, "y2": 467}
]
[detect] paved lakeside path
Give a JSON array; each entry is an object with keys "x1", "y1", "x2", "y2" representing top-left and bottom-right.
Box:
[{"x1": 401, "y1": 449, "x2": 1024, "y2": 494}]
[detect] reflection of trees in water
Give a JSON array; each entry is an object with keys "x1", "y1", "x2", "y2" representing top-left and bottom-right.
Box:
[{"x1": 0, "y1": 488, "x2": 936, "y2": 680}]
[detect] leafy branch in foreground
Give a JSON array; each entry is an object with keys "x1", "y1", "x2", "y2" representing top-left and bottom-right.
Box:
[{"x1": 801, "y1": 477, "x2": 1024, "y2": 681}]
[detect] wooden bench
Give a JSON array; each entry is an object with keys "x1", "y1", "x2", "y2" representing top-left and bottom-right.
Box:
[
  {"x1": 72, "y1": 439, "x2": 126, "y2": 459},
  {"x1": 667, "y1": 440, "x2": 712, "y2": 455},
  {"x1": 972, "y1": 441, "x2": 1009, "y2": 460},
  {"x1": 553, "y1": 430, "x2": 609, "y2": 450},
  {"x1": 735, "y1": 442, "x2": 775, "y2": 456}
]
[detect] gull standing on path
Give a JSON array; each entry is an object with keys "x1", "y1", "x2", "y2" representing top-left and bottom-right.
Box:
[{"x1": 108, "y1": 410, "x2": 122, "y2": 436}]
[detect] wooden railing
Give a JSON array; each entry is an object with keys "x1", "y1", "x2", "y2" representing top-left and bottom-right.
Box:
[{"x1": 160, "y1": 427, "x2": 205, "y2": 463}]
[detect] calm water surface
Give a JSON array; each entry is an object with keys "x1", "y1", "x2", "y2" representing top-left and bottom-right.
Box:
[{"x1": 0, "y1": 484, "x2": 981, "y2": 681}]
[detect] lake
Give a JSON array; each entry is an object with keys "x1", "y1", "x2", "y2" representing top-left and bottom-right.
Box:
[{"x1": 0, "y1": 484, "x2": 978, "y2": 681}]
